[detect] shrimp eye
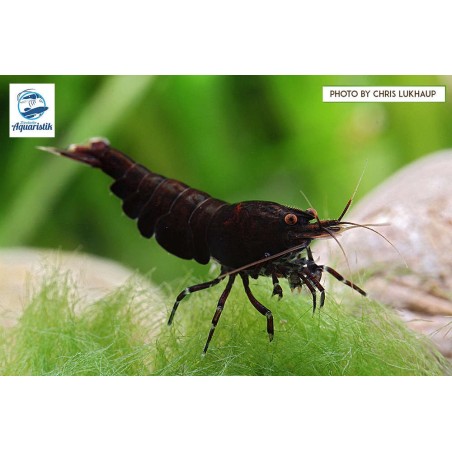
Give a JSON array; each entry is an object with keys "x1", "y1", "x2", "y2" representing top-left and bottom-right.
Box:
[{"x1": 284, "y1": 213, "x2": 298, "y2": 225}]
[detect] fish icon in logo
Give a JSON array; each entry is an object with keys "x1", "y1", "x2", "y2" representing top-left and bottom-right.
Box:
[{"x1": 17, "y1": 89, "x2": 49, "y2": 120}]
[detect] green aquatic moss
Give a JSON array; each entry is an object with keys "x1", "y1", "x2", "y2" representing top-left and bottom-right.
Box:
[{"x1": 0, "y1": 273, "x2": 448, "y2": 376}]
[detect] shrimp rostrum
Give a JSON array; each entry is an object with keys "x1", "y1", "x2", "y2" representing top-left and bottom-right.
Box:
[{"x1": 40, "y1": 138, "x2": 369, "y2": 354}]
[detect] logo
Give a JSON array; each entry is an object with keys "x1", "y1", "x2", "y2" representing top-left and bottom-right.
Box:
[
  {"x1": 17, "y1": 89, "x2": 49, "y2": 120},
  {"x1": 10, "y1": 83, "x2": 55, "y2": 137}
]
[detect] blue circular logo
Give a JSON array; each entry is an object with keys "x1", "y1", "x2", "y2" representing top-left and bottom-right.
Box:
[{"x1": 17, "y1": 89, "x2": 48, "y2": 120}]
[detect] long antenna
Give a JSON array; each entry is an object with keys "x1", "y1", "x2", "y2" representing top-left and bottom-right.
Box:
[
  {"x1": 219, "y1": 242, "x2": 311, "y2": 279},
  {"x1": 338, "y1": 160, "x2": 368, "y2": 221},
  {"x1": 299, "y1": 188, "x2": 314, "y2": 210},
  {"x1": 339, "y1": 222, "x2": 408, "y2": 268}
]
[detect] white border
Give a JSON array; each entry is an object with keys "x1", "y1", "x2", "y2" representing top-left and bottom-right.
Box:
[
  {"x1": 2, "y1": 2, "x2": 452, "y2": 74},
  {"x1": 1, "y1": 377, "x2": 450, "y2": 451},
  {"x1": 1, "y1": 2, "x2": 450, "y2": 451}
]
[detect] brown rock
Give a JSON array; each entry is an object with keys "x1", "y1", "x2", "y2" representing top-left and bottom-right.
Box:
[
  {"x1": 314, "y1": 150, "x2": 452, "y2": 357},
  {"x1": 0, "y1": 248, "x2": 166, "y2": 336}
]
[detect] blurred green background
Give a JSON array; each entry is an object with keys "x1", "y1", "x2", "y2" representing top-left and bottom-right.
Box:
[{"x1": 1, "y1": 75, "x2": 451, "y2": 285}]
